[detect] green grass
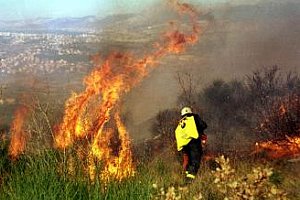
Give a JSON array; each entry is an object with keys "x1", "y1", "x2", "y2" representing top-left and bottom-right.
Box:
[
  {"x1": 0, "y1": 148, "x2": 155, "y2": 200},
  {"x1": 0, "y1": 144, "x2": 299, "y2": 200}
]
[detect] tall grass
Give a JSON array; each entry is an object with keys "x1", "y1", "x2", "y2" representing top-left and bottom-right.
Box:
[
  {"x1": 0, "y1": 148, "x2": 155, "y2": 200},
  {"x1": 0, "y1": 144, "x2": 299, "y2": 200}
]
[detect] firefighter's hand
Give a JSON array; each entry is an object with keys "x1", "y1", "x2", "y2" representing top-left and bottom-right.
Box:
[{"x1": 201, "y1": 134, "x2": 208, "y2": 145}]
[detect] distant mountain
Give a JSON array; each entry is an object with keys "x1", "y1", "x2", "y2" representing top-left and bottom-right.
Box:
[
  {"x1": 0, "y1": 6, "x2": 212, "y2": 33},
  {"x1": 43, "y1": 16, "x2": 97, "y2": 28},
  {"x1": 0, "y1": 1, "x2": 299, "y2": 33},
  {"x1": 0, "y1": 14, "x2": 137, "y2": 32}
]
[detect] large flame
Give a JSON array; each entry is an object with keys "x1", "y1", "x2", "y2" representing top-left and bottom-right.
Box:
[
  {"x1": 55, "y1": 0, "x2": 201, "y2": 182},
  {"x1": 255, "y1": 136, "x2": 300, "y2": 159},
  {"x1": 9, "y1": 106, "x2": 29, "y2": 159}
]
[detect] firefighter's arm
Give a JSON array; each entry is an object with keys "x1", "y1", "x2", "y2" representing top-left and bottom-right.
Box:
[{"x1": 193, "y1": 114, "x2": 207, "y2": 133}]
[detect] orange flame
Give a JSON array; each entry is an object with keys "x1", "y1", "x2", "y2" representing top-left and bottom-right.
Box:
[
  {"x1": 9, "y1": 106, "x2": 29, "y2": 159},
  {"x1": 89, "y1": 111, "x2": 134, "y2": 182},
  {"x1": 55, "y1": 0, "x2": 201, "y2": 182},
  {"x1": 278, "y1": 104, "x2": 287, "y2": 116},
  {"x1": 255, "y1": 136, "x2": 300, "y2": 159}
]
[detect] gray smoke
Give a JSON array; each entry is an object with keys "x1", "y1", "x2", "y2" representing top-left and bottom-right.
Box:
[{"x1": 120, "y1": 0, "x2": 300, "y2": 141}]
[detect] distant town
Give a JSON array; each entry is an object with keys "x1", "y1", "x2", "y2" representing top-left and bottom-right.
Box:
[{"x1": 0, "y1": 31, "x2": 102, "y2": 75}]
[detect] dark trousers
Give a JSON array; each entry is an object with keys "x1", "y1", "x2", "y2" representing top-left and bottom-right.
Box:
[{"x1": 182, "y1": 138, "x2": 202, "y2": 175}]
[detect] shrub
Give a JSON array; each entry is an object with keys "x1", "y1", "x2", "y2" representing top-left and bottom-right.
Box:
[
  {"x1": 245, "y1": 66, "x2": 300, "y2": 140},
  {"x1": 212, "y1": 155, "x2": 288, "y2": 200},
  {"x1": 200, "y1": 79, "x2": 251, "y2": 130},
  {"x1": 256, "y1": 93, "x2": 300, "y2": 140}
]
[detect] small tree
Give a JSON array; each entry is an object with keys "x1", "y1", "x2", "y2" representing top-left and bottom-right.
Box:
[
  {"x1": 246, "y1": 66, "x2": 283, "y2": 106},
  {"x1": 176, "y1": 72, "x2": 198, "y2": 107}
]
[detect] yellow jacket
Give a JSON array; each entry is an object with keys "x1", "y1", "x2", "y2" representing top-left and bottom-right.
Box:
[{"x1": 175, "y1": 115, "x2": 199, "y2": 151}]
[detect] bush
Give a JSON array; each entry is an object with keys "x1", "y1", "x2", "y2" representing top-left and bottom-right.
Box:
[
  {"x1": 245, "y1": 66, "x2": 300, "y2": 139},
  {"x1": 256, "y1": 93, "x2": 300, "y2": 140},
  {"x1": 212, "y1": 155, "x2": 288, "y2": 200},
  {"x1": 200, "y1": 79, "x2": 251, "y2": 130},
  {"x1": 135, "y1": 109, "x2": 179, "y2": 161}
]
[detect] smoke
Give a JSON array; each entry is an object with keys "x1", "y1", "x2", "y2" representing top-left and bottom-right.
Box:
[
  {"x1": 4, "y1": 0, "x2": 299, "y2": 144},
  {"x1": 205, "y1": 0, "x2": 300, "y2": 78},
  {"x1": 117, "y1": 0, "x2": 300, "y2": 141}
]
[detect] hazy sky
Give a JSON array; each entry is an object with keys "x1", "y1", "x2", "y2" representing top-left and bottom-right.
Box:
[{"x1": 0, "y1": 0, "x2": 229, "y2": 20}]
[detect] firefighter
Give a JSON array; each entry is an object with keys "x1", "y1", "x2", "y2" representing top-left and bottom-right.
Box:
[{"x1": 175, "y1": 106, "x2": 207, "y2": 184}]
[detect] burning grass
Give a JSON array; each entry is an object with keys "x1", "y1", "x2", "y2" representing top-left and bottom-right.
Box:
[
  {"x1": 255, "y1": 136, "x2": 300, "y2": 159},
  {"x1": 0, "y1": 0, "x2": 203, "y2": 188},
  {"x1": 8, "y1": 105, "x2": 29, "y2": 159},
  {"x1": 1, "y1": 1, "x2": 300, "y2": 199},
  {"x1": 53, "y1": 0, "x2": 201, "y2": 184}
]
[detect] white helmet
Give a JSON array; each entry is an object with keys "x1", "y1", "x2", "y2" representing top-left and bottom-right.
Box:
[{"x1": 181, "y1": 106, "x2": 192, "y2": 116}]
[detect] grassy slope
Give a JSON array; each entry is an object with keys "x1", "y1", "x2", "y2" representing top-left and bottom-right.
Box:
[{"x1": 0, "y1": 146, "x2": 299, "y2": 200}]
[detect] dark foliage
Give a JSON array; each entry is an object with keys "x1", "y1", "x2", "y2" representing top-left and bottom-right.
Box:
[
  {"x1": 246, "y1": 66, "x2": 300, "y2": 140},
  {"x1": 151, "y1": 109, "x2": 179, "y2": 145},
  {"x1": 256, "y1": 94, "x2": 300, "y2": 140},
  {"x1": 150, "y1": 66, "x2": 300, "y2": 154},
  {"x1": 200, "y1": 79, "x2": 251, "y2": 130},
  {"x1": 133, "y1": 109, "x2": 179, "y2": 162}
]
